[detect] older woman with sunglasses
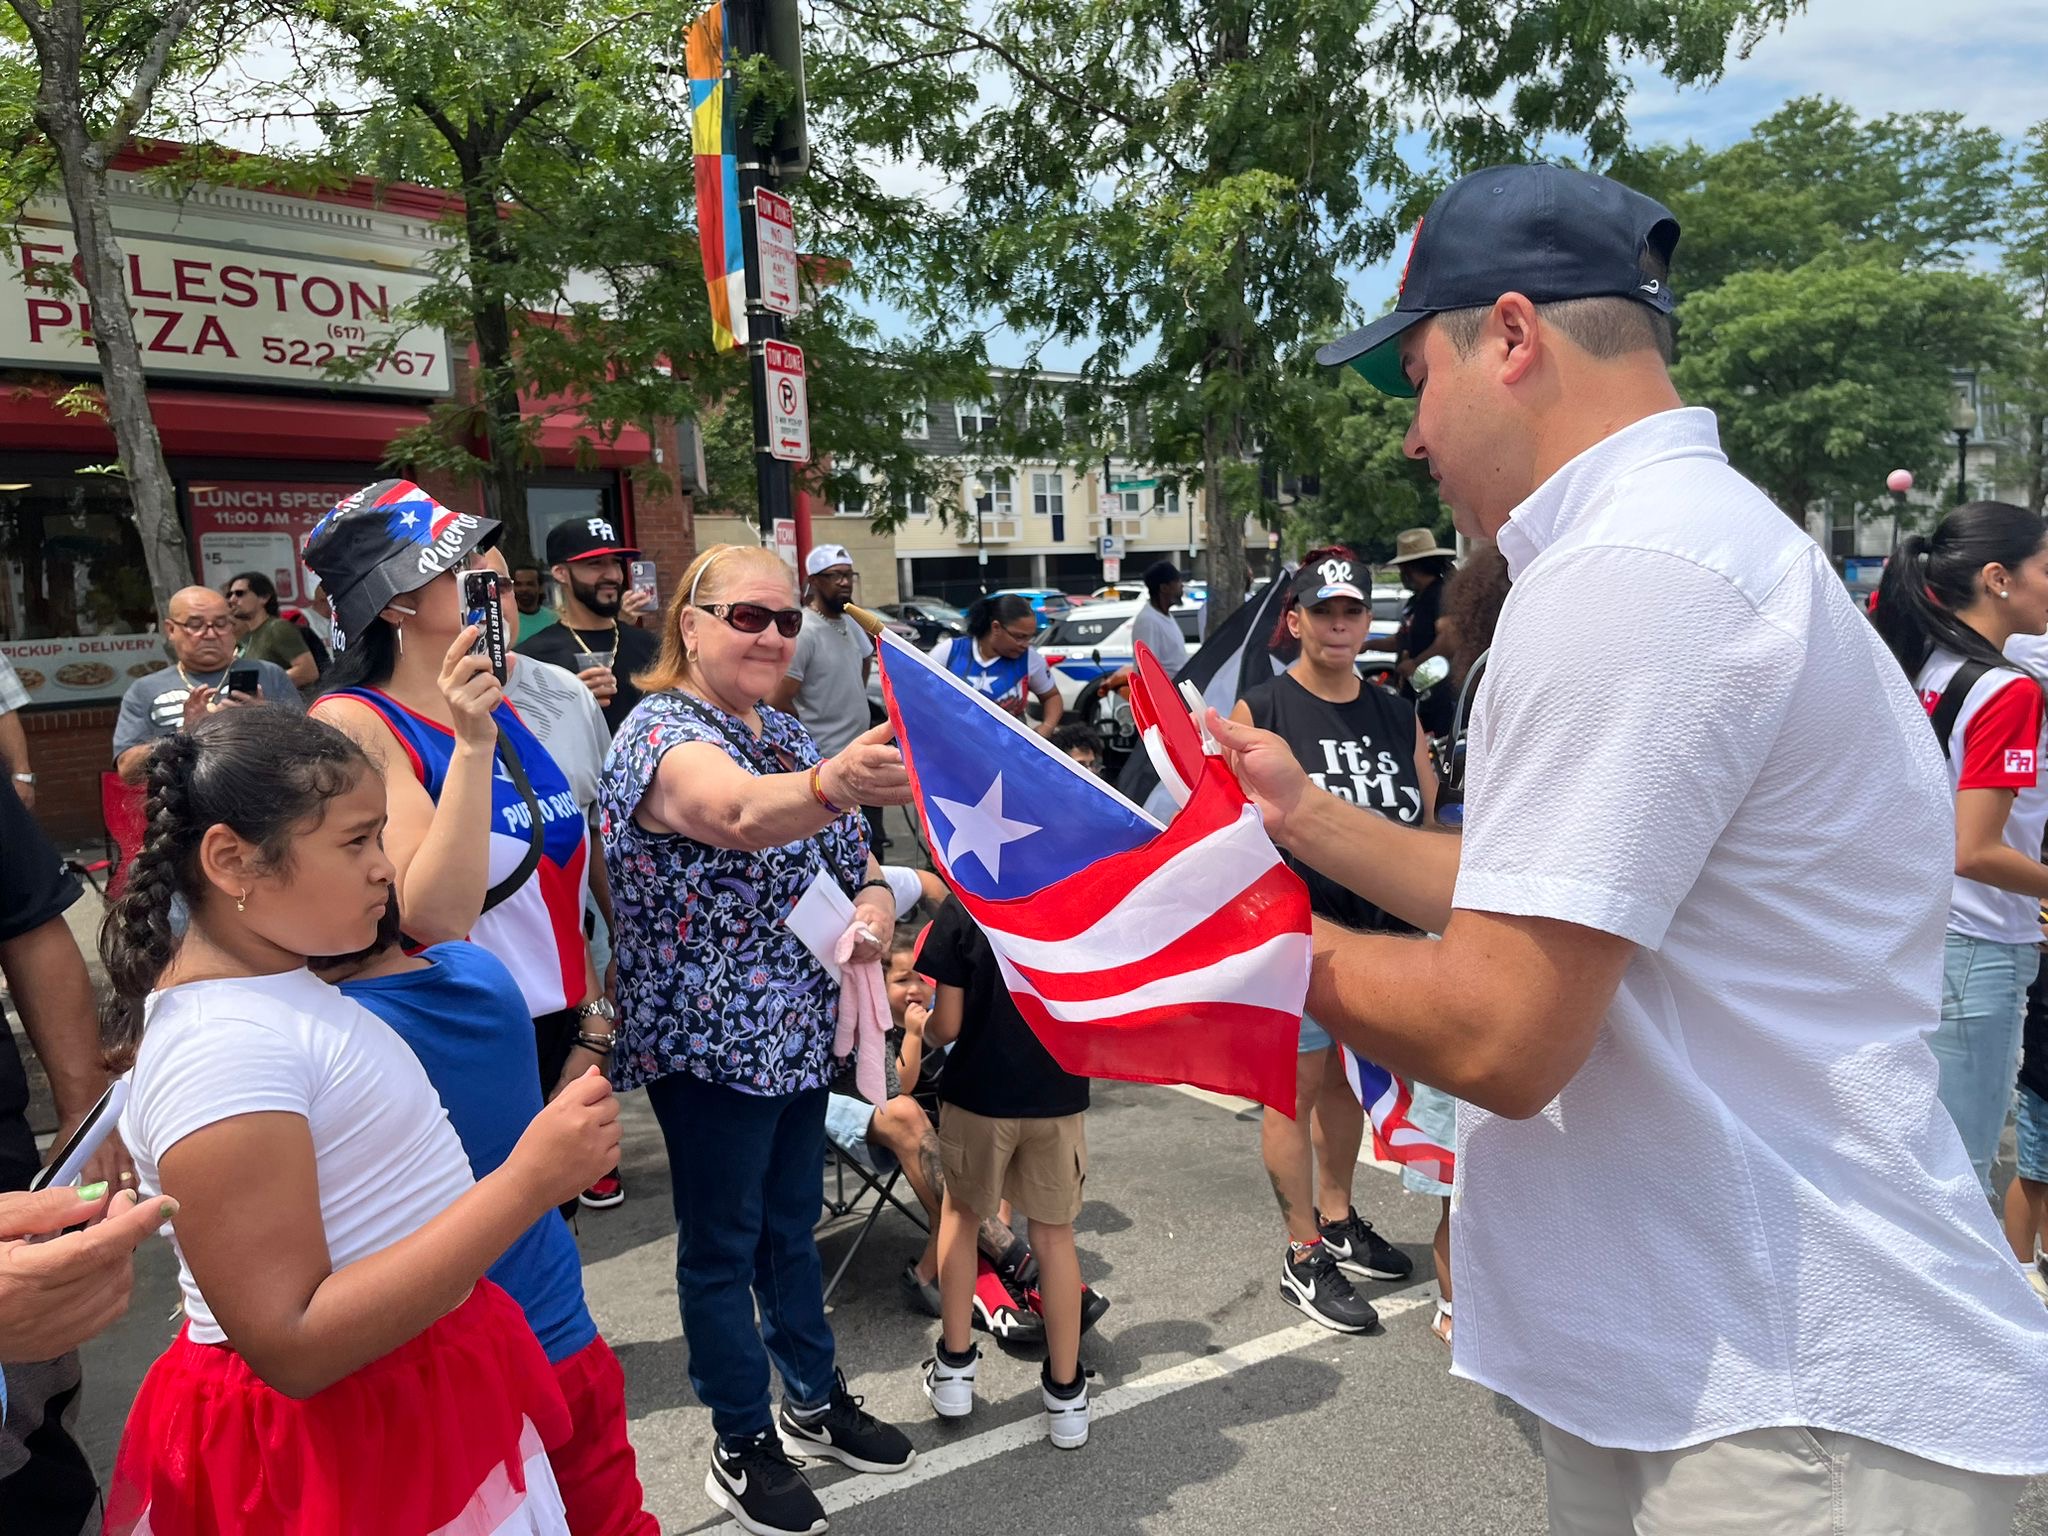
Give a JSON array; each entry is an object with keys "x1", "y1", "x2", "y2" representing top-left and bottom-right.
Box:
[{"x1": 598, "y1": 543, "x2": 918, "y2": 1536}]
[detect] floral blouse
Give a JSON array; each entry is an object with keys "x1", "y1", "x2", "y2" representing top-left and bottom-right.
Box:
[{"x1": 599, "y1": 689, "x2": 869, "y2": 1096}]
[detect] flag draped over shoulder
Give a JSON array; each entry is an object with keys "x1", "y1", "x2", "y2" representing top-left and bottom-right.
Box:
[
  {"x1": 686, "y1": 4, "x2": 747, "y2": 351},
  {"x1": 877, "y1": 630, "x2": 1310, "y2": 1114}
]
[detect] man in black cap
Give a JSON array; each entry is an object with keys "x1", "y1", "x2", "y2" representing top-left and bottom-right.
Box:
[
  {"x1": 514, "y1": 517, "x2": 657, "y2": 734},
  {"x1": 1210, "y1": 164, "x2": 2048, "y2": 1532}
]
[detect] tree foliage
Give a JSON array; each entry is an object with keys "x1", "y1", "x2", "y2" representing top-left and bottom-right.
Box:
[
  {"x1": 1989, "y1": 121, "x2": 2048, "y2": 514},
  {"x1": 915, "y1": 0, "x2": 1796, "y2": 623}
]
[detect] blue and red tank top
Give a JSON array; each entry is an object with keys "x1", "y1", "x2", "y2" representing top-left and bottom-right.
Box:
[{"x1": 319, "y1": 687, "x2": 589, "y2": 1016}]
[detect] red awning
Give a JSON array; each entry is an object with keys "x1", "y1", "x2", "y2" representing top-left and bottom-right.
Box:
[{"x1": 0, "y1": 385, "x2": 430, "y2": 460}]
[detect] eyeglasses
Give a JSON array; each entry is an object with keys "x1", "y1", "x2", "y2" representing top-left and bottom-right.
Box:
[
  {"x1": 697, "y1": 601, "x2": 804, "y2": 638},
  {"x1": 169, "y1": 617, "x2": 236, "y2": 636},
  {"x1": 224, "y1": 588, "x2": 254, "y2": 601},
  {"x1": 1001, "y1": 624, "x2": 1039, "y2": 643}
]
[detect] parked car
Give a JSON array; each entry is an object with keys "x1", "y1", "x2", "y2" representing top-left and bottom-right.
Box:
[
  {"x1": 1370, "y1": 585, "x2": 1405, "y2": 649},
  {"x1": 1039, "y1": 597, "x2": 1205, "y2": 702},
  {"x1": 877, "y1": 596, "x2": 967, "y2": 649},
  {"x1": 993, "y1": 587, "x2": 1074, "y2": 625}
]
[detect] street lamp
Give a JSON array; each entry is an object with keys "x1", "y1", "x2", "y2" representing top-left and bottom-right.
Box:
[
  {"x1": 970, "y1": 472, "x2": 990, "y2": 593},
  {"x1": 1950, "y1": 389, "x2": 1977, "y2": 506}
]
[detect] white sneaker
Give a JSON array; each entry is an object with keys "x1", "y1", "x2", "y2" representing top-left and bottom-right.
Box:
[
  {"x1": 1041, "y1": 1365, "x2": 1091, "y2": 1450},
  {"x1": 922, "y1": 1344, "x2": 978, "y2": 1419}
]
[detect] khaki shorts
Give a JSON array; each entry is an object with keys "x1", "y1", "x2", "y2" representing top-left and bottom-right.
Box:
[{"x1": 936, "y1": 1104, "x2": 1086, "y2": 1226}]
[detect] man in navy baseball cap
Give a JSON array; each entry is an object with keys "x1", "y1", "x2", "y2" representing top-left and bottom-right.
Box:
[
  {"x1": 1214, "y1": 159, "x2": 2048, "y2": 1533},
  {"x1": 1318, "y1": 162, "x2": 1678, "y2": 399}
]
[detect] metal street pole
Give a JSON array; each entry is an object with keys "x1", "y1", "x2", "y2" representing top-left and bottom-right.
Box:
[
  {"x1": 1954, "y1": 429, "x2": 1970, "y2": 506},
  {"x1": 727, "y1": 0, "x2": 792, "y2": 545}
]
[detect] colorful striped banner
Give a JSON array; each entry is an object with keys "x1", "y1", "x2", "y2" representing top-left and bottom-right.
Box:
[{"x1": 686, "y1": 3, "x2": 747, "y2": 351}]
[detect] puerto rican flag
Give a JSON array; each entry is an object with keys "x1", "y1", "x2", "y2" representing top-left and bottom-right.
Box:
[
  {"x1": 370, "y1": 480, "x2": 463, "y2": 545},
  {"x1": 877, "y1": 630, "x2": 1310, "y2": 1114},
  {"x1": 1341, "y1": 1051, "x2": 1455, "y2": 1186}
]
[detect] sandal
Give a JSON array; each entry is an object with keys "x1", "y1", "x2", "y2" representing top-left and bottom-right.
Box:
[{"x1": 1430, "y1": 1294, "x2": 1454, "y2": 1346}]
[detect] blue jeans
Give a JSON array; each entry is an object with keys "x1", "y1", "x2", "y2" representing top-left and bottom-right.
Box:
[
  {"x1": 646, "y1": 1073, "x2": 837, "y2": 1442},
  {"x1": 1934, "y1": 935, "x2": 2039, "y2": 1199}
]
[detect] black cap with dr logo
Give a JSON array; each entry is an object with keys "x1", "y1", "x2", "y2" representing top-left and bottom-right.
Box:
[{"x1": 1317, "y1": 164, "x2": 1680, "y2": 398}]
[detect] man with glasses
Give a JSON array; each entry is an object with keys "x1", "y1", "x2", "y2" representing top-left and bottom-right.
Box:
[
  {"x1": 113, "y1": 587, "x2": 302, "y2": 782},
  {"x1": 775, "y1": 544, "x2": 882, "y2": 847},
  {"x1": 222, "y1": 571, "x2": 317, "y2": 689}
]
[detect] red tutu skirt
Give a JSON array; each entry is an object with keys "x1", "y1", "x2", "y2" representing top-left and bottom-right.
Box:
[{"x1": 103, "y1": 1280, "x2": 573, "y2": 1536}]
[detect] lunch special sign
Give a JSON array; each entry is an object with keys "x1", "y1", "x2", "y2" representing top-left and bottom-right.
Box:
[{"x1": 2, "y1": 228, "x2": 452, "y2": 397}]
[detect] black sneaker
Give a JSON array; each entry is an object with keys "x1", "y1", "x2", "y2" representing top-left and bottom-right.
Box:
[
  {"x1": 992, "y1": 1230, "x2": 1040, "y2": 1291},
  {"x1": 706, "y1": 1428, "x2": 826, "y2": 1536},
  {"x1": 1280, "y1": 1241, "x2": 1378, "y2": 1333},
  {"x1": 1316, "y1": 1207, "x2": 1412, "y2": 1281},
  {"x1": 778, "y1": 1369, "x2": 916, "y2": 1474},
  {"x1": 972, "y1": 1256, "x2": 1047, "y2": 1345}
]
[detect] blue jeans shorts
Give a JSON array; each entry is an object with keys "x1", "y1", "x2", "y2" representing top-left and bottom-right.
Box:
[
  {"x1": 1299, "y1": 1014, "x2": 1333, "y2": 1053},
  {"x1": 2017, "y1": 1084, "x2": 2048, "y2": 1184},
  {"x1": 823, "y1": 1091, "x2": 896, "y2": 1173}
]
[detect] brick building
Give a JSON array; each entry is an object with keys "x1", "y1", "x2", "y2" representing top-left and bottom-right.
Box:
[{"x1": 1, "y1": 147, "x2": 694, "y2": 844}]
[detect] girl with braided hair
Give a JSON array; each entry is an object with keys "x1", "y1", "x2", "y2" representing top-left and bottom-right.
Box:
[{"x1": 98, "y1": 708, "x2": 620, "y2": 1536}]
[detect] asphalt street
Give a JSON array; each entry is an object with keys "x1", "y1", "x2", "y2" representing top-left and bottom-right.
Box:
[{"x1": 68, "y1": 1076, "x2": 2048, "y2": 1536}]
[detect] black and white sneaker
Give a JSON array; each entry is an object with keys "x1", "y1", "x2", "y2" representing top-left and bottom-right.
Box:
[
  {"x1": 777, "y1": 1369, "x2": 916, "y2": 1474},
  {"x1": 1040, "y1": 1361, "x2": 1094, "y2": 1450},
  {"x1": 1317, "y1": 1207, "x2": 1413, "y2": 1281},
  {"x1": 706, "y1": 1428, "x2": 827, "y2": 1536},
  {"x1": 922, "y1": 1341, "x2": 979, "y2": 1419},
  {"x1": 1280, "y1": 1240, "x2": 1378, "y2": 1333}
]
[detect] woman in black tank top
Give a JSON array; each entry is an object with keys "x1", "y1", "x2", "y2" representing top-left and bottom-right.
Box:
[{"x1": 1228, "y1": 549, "x2": 1437, "y2": 1335}]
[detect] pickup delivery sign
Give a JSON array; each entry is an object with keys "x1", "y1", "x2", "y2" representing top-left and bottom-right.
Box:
[{"x1": 2, "y1": 230, "x2": 451, "y2": 397}]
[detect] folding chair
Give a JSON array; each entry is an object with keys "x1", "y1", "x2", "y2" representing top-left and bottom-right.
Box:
[
  {"x1": 818, "y1": 1134, "x2": 930, "y2": 1304},
  {"x1": 100, "y1": 772, "x2": 148, "y2": 898}
]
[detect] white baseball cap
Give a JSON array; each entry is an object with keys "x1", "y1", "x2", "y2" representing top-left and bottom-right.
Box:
[{"x1": 805, "y1": 543, "x2": 854, "y2": 576}]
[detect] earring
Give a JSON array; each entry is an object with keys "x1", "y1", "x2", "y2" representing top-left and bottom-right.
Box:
[
  {"x1": 2000, "y1": 590, "x2": 2012, "y2": 601},
  {"x1": 395, "y1": 625, "x2": 405, "y2": 656},
  {"x1": 236, "y1": 890, "x2": 248, "y2": 913}
]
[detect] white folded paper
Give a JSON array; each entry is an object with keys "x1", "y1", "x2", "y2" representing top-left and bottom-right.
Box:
[{"x1": 785, "y1": 866, "x2": 857, "y2": 975}]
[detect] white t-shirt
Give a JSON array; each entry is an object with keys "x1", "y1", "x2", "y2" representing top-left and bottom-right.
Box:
[
  {"x1": 1454, "y1": 407, "x2": 2048, "y2": 1471},
  {"x1": 1915, "y1": 645, "x2": 2048, "y2": 945},
  {"x1": 1130, "y1": 603, "x2": 1189, "y2": 673},
  {"x1": 504, "y1": 654, "x2": 611, "y2": 813},
  {"x1": 122, "y1": 969, "x2": 475, "y2": 1345}
]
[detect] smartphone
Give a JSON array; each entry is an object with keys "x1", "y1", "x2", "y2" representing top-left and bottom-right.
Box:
[
  {"x1": 629, "y1": 559, "x2": 658, "y2": 609},
  {"x1": 29, "y1": 1080, "x2": 129, "y2": 1193},
  {"x1": 463, "y1": 569, "x2": 507, "y2": 682},
  {"x1": 223, "y1": 664, "x2": 262, "y2": 699}
]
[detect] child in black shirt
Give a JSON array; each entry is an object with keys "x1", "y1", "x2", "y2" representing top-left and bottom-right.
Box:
[{"x1": 917, "y1": 896, "x2": 1093, "y2": 1448}]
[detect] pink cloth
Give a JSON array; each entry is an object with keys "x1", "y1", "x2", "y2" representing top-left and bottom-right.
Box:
[{"x1": 832, "y1": 920, "x2": 890, "y2": 1105}]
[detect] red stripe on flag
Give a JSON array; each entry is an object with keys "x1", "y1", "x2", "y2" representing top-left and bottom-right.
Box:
[
  {"x1": 995, "y1": 862, "x2": 1303, "y2": 1003},
  {"x1": 1008, "y1": 991, "x2": 1300, "y2": 1112}
]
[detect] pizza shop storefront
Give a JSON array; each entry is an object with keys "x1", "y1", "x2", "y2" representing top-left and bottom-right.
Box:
[{"x1": 1, "y1": 160, "x2": 676, "y2": 846}]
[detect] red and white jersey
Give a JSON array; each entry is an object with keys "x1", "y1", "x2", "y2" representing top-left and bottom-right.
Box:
[{"x1": 1916, "y1": 646, "x2": 2048, "y2": 945}]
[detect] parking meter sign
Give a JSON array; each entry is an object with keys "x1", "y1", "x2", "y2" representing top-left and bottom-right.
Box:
[{"x1": 765, "y1": 341, "x2": 810, "y2": 464}]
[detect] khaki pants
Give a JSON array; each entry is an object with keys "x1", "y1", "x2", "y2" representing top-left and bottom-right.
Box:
[{"x1": 1541, "y1": 1421, "x2": 2027, "y2": 1536}]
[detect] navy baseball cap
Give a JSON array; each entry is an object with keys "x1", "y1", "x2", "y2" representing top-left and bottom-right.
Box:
[
  {"x1": 303, "y1": 479, "x2": 501, "y2": 649},
  {"x1": 1316, "y1": 164, "x2": 1680, "y2": 398}
]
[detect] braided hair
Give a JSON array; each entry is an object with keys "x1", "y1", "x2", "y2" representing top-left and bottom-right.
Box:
[{"x1": 98, "y1": 709, "x2": 373, "y2": 1069}]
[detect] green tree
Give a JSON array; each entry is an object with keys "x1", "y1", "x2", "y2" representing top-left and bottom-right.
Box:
[
  {"x1": 1274, "y1": 367, "x2": 1442, "y2": 562},
  {"x1": 1990, "y1": 121, "x2": 2048, "y2": 513},
  {"x1": 1616, "y1": 97, "x2": 2010, "y2": 295},
  {"x1": 1672, "y1": 258, "x2": 2016, "y2": 525},
  {"x1": 917, "y1": 0, "x2": 1795, "y2": 627},
  {"x1": 1, "y1": 0, "x2": 220, "y2": 615}
]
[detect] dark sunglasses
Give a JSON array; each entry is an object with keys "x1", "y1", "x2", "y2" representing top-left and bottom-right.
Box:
[{"x1": 697, "y1": 601, "x2": 803, "y2": 638}]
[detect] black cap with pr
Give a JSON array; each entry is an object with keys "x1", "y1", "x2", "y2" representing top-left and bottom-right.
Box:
[
  {"x1": 1316, "y1": 164, "x2": 1680, "y2": 398},
  {"x1": 546, "y1": 514, "x2": 640, "y2": 566}
]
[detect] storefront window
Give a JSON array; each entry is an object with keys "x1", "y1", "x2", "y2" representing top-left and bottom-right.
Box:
[
  {"x1": 0, "y1": 475, "x2": 168, "y2": 704},
  {"x1": 526, "y1": 482, "x2": 620, "y2": 568}
]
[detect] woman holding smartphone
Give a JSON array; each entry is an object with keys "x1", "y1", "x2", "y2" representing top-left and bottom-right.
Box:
[{"x1": 306, "y1": 481, "x2": 607, "y2": 1105}]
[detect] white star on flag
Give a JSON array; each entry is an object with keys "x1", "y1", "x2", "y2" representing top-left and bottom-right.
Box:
[
  {"x1": 398, "y1": 511, "x2": 419, "y2": 528},
  {"x1": 930, "y1": 773, "x2": 1040, "y2": 882}
]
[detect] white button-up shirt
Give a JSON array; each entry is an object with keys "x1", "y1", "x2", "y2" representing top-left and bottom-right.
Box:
[{"x1": 1452, "y1": 406, "x2": 2048, "y2": 1470}]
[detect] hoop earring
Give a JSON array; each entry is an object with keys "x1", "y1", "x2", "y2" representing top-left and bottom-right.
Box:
[{"x1": 236, "y1": 890, "x2": 248, "y2": 913}]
